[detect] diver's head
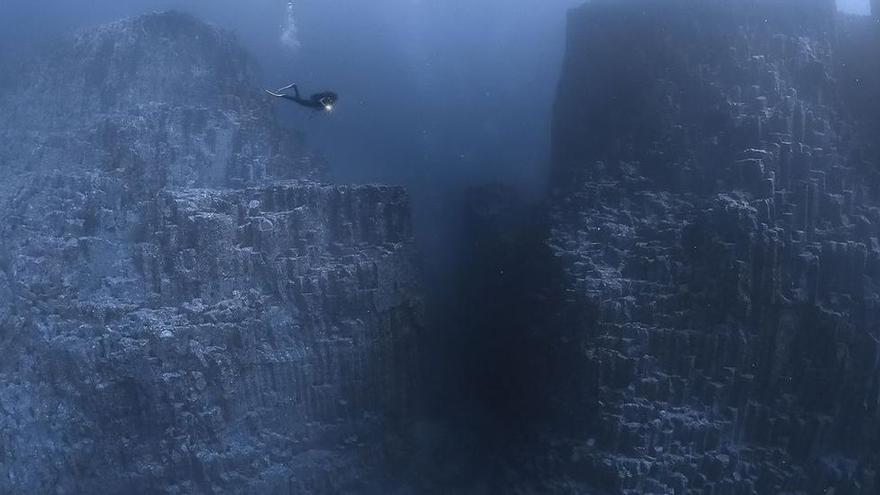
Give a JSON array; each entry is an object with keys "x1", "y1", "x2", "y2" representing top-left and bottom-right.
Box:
[{"x1": 320, "y1": 93, "x2": 338, "y2": 112}]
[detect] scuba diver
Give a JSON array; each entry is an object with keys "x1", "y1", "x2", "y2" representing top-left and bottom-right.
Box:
[{"x1": 265, "y1": 83, "x2": 338, "y2": 112}]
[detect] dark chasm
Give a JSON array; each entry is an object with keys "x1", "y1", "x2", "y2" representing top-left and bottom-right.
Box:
[{"x1": 0, "y1": 0, "x2": 879, "y2": 494}]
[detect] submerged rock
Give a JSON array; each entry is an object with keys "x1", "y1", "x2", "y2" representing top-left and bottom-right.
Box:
[
  {"x1": 0, "y1": 11, "x2": 423, "y2": 494},
  {"x1": 546, "y1": 0, "x2": 880, "y2": 493}
]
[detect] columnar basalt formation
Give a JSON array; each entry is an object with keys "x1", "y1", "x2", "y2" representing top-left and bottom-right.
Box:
[
  {"x1": 549, "y1": 0, "x2": 880, "y2": 493},
  {"x1": 0, "y1": 12, "x2": 423, "y2": 494}
]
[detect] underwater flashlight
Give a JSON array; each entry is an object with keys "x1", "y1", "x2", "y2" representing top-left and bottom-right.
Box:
[{"x1": 324, "y1": 104, "x2": 334, "y2": 112}]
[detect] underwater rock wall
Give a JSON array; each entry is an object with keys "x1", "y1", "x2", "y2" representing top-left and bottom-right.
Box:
[
  {"x1": 0, "y1": 12, "x2": 325, "y2": 192},
  {"x1": 0, "y1": 12, "x2": 423, "y2": 494},
  {"x1": 549, "y1": 0, "x2": 880, "y2": 493}
]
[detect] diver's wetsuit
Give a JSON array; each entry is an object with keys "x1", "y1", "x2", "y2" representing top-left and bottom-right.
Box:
[{"x1": 267, "y1": 83, "x2": 338, "y2": 111}]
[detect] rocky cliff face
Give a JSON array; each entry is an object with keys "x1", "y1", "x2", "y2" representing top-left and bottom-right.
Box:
[
  {"x1": 548, "y1": 0, "x2": 880, "y2": 493},
  {"x1": 0, "y1": 12, "x2": 323, "y2": 193},
  {"x1": 0, "y1": 12, "x2": 423, "y2": 494}
]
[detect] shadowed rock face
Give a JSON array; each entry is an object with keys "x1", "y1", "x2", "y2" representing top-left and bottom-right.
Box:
[
  {"x1": 0, "y1": 11, "x2": 423, "y2": 494},
  {"x1": 546, "y1": 0, "x2": 880, "y2": 493}
]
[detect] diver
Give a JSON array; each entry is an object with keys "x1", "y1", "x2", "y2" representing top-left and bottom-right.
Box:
[{"x1": 265, "y1": 83, "x2": 338, "y2": 112}]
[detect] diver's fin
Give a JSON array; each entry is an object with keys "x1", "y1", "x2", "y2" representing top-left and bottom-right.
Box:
[
  {"x1": 276, "y1": 83, "x2": 297, "y2": 92},
  {"x1": 265, "y1": 90, "x2": 285, "y2": 97}
]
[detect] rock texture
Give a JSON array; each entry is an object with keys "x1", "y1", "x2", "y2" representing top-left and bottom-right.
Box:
[
  {"x1": 0, "y1": 12, "x2": 422, "y2": 494},
  {"x1": 548, "y1": 1, "x2": 880, "y2": 493}
]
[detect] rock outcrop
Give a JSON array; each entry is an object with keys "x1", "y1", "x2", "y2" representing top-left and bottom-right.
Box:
[
  {"x1": 0, "y1": 12, "x2": 423, "y2": 494},
  {"x1": 547, "y1": 0, "x2": 880, "y2": 493}
]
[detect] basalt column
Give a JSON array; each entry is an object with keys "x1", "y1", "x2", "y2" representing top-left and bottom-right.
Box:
[
  {"x1": 548, "y1": 1, "x2": 880, "y2": 493},
  {"x1": 0, "y1": 12, "x2": 424, "y2": 495}
]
